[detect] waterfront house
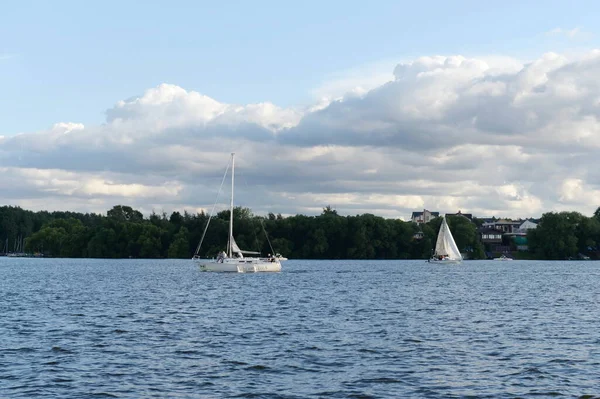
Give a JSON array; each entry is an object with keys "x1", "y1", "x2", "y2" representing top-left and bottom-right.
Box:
[
  {"x1": 516, "y1": 219, "x2": 538, "y2": 233},
  {"x1": 478, "y1": 227, "x2": 504, "y2": 245},
  {"x1": 411, "y1": 209, "x2": 439, "y2": 224},
  {"x1": 445, "y1": 210, "x2": 473, "y2": 222},
  {"x1": 482, "y1": 219, "x2": 521, "y2": 233}
]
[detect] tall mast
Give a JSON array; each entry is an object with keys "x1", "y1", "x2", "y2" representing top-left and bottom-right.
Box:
[{"x1": 229, "y1": 153, "x2": 235, "y2": 257}]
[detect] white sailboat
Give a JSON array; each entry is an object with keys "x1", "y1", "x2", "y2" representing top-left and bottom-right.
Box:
[
  {"x1": 192, "y1": 153, "x2": 282, "y2": 273},
  {"x1": 428, "y1": 216, "x2": 463, "y2": 264}
]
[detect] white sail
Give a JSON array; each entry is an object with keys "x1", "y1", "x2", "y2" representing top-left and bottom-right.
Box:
[
  {"x1": 230, "y1": 236, "x2": 260, "y2": 257},
  {"x1": 433, "y1": 217, "x2": 462, "y2": 261},
  {"x1": 230, "y1": 236, "x2": 242, "y2": 255}
]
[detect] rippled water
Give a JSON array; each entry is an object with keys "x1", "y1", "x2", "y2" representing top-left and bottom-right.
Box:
[{"x1": 1, "y1": 258, "x2": 600, "y2": 398}]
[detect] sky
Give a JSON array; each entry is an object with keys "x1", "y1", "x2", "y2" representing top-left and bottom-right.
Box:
[{"x1": 2, "y1": 0, "x2": 600, "y2": 220}]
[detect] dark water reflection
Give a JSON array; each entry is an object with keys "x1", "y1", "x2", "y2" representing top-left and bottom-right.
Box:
[{"x1": 1, "y1": 258, "x2": 600, "y2": 398}]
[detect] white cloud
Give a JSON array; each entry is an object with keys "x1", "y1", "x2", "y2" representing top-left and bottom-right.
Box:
[
  {"x1": 310, "y1": 60, "x2": 397, "y2": 103},
  {"x1": 4, "y1": 51, "x2": 600, "y2": 219},
  {"x1": 106, "y1": 83, "x2": 302, "y2": 132},
  {"x1": 546, "y1": 27, "x2": 589, "y2": 39}
]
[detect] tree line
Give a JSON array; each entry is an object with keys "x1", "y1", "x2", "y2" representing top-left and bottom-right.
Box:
[
  {"x1": 527, "y1": 209, "x2": 600, "y2": 260},
  {"x1": 1, "y1": 204, "x2": 599, "y2": 259}
]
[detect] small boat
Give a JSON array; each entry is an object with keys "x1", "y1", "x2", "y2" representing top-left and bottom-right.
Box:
[
  {"x1": 192, "y1": 153, "x2": 283, "y2": 273},
  {"x1": 275, "y1": 253, "x2": 288, "y2": 261},
  {"x1": 428, "y1": 216, "x2": 462, "y2": 264},
  {"x1": 493, "y1": 254, "x2": 513, "y2": 261}
]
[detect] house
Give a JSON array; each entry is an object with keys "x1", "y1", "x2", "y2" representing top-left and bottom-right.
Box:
[
  {"x1": 445, "y1": 210, "x2": 473, "y2": 222},
  {"x1": 512, "y1": 235, "x2": 529, "y2": 251},
  {"x1": 482, "y1": 219, "x2": 521, "y2": 233},
  {"x1": 478, "y1": 227, "x2": 503, "y2": 244},
  {"x1": 516, "y1": 219, "x2": 538, "y2": 234},
  {"x1": 411, "y1": 209, "x2": 439, "y2": 224},
  {"x1": 498, "y1": 219, "x2": 537, "y2": 250},
  {"x1": 478, "y1": 227, "x2": 507, "y2": 253}
]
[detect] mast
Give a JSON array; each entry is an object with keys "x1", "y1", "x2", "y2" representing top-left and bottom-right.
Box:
[{"x1": 229, "y1": 153, "x2": 235, "y2": 257}]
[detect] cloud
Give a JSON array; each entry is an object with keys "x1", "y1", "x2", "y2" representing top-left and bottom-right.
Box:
[
  {"x1": 105, "y1": 84, "x2": 302, "y2": 132},
  {"x1": 3, "y1": 51, "x2": 600, "y2": 219},
  {"x1": 546, "y1": 27, "x2": 592, "y2": 40},
  {"x1": 310, "y1": 60, "x2": 397, "y2": 103}
]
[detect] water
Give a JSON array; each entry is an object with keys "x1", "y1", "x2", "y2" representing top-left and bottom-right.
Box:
[{"x1": 1, "y1": 258, "x2": 600, "y2": 398}]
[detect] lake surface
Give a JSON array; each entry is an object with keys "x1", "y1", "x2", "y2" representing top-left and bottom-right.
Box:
[{"x1": 1, "y1": 258, "x2": 600, "y2": 398}]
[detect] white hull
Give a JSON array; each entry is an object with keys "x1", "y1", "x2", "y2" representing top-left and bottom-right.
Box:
[
  {"x1": 196, "y1": 258, "x2": 281, "y2": 273},
  {"x1": 428, "y1": 258, "x2": 462, "y2": 264}
]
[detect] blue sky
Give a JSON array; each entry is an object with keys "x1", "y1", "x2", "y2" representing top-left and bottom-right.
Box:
[{"x1": 1, "y1": 0, "x2": 597, "y2": 135}]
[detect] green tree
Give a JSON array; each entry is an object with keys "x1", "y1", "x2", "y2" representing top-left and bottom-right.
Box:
[
  {"x1": 575, "y1": 215, "x2": 600, "y2": 253},
  {"x1": 26, "y1": 226, "x2": 68, "y2": 256},
  {"x1": 137, "y1": 224, "x2": 162, "y2": 258},
  {"x1": 168, "y1": 227, "x2": 190, "y2": 258},
  {"x1": 26, "y1": 218, "x2": 89, "y2": 257},
  {"x1": 528, "y1": 212, "x2": 580, "y2": 259},
  {"x1": 107, "y1": 205, "x2": 144, "y2": 222},
  {"x1": 594, "y1": 206, "x2": 600, "y2": 222},
  {"x1": 87, "y1": 227, "x2": 118, "y2": 258},
  {"x1": 307, "y1": 228, "x2": 329, "y2": 257}
]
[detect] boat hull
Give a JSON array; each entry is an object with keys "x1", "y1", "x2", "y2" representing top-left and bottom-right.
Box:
[
  {"x1": 428, "y1": 258, "x2": 462, "y2": 264},
  {"x1": 196, "y1": 259, "x2": 282, "y2": 273}
]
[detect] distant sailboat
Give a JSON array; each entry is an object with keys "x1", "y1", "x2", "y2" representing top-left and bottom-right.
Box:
[
  {"x1": 1, "y1": 237, "x2": 7, "y2": 256},
  {"x1": 428, "y1": 216, "x2": 462, "y2": 264},
  {"x1": 7, "y1": 235, "x2": 27, "y2": 257},
  {"x1": 192, "y1": 153, "x2": 283, "y2": 273}
]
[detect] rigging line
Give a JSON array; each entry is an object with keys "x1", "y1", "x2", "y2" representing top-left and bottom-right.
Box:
[
  {"x1": 193, "y1": 159, "x2": 232, "y2": 258},
  {"x1": 260, "y1": 218, "x2": 276, "y2": 255},
  {"x1": 238, "y1": 165, "x2": 276, "y2": 255},
  {"x1": 236, "y1": 165, "x2": 264, "y2": 253}
]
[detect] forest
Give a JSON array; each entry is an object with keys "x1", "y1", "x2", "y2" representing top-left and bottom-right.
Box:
[{"x1": 1, "y1": 204, "x2": 600, "y2": 260}]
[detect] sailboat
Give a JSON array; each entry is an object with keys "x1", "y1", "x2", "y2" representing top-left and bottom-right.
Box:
[
  {"x1": 192, "y1": 153, "x2": 283, "y2": 273},
  {"x1": 428, "y1": 216, "x2": 462, "y2": 264}
]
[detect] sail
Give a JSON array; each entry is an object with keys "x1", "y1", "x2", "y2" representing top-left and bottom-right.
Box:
[
  {"x1": 434, "y1": 217, "x2": 462, "y2": 260},
  {"x1": 231, "y1": 236, "x2": 260, "y2": 256}
]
